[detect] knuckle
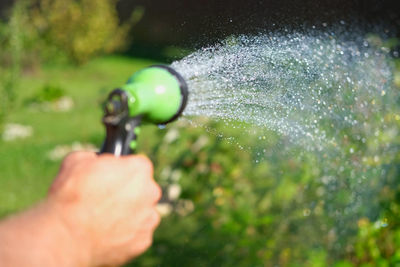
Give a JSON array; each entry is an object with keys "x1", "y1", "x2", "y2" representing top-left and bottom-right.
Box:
[
  {"x1": 63, "y1": 151, "x2": 96, "y2": 168},
  {"x1": 152, "y1": 210, "x2": 161, "y2": 227},
  {"x1": 132, "y1": 237, "x2": 152, "y2": 256},
  {"x1": 150, "y1": 182, "x2": 162, "y2": 202},
  {"x1": 133, "y1": 155, "x2": 153, "y2": 173},
  {"x1": 97, "y1": 153, "x2": 115, "y2": 160},
  {"x1": 142, "y1": 237, "x2": 153, "y2": 251},
  {"x1": 62, "y1": 151, "x2": 80, "y2": 166}
]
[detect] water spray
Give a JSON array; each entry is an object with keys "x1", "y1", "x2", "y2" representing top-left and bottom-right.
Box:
[{"x1": 100, "y1": 65, "x2": 188, "y2": 155}]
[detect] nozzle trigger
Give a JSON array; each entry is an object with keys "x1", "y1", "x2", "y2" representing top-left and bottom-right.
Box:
[{"x1": 100, "y1": 89, "x2": 142, "y2": 156}]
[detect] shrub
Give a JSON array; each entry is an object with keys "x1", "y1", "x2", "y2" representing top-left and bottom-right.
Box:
[{"x1": 30, "y1": 0, "x2": 143, "y2": 64}]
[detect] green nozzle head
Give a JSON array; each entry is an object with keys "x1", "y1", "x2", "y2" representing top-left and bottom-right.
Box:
[{"x1": 119, "y1": 65, "x2": 188, "y2": 125}]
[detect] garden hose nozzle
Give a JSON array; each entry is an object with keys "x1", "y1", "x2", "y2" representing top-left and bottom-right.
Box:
[{"x1": 100, "y1": 65, "x2": 188, "y2": 156}]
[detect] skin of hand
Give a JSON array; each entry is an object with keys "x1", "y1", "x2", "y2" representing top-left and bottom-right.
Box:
[{"x1": 0, "y1": 151, "x2": 162, "y2": 267}]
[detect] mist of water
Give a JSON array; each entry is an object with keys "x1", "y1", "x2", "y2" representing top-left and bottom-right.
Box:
[
  {"x1": 172, "y1": 30, "x2": 394, "y2": 150},
  {"x1": 170, "y1": 27, "x2": 400, "y2": 254}
]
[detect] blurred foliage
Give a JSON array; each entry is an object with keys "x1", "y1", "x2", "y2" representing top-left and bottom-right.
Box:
[{"x1": 129, "y1": 107, "x2": 400, "y2": 267}]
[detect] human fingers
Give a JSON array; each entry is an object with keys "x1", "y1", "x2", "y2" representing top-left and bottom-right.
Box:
[
  {"x1": 123, "y1": 154, "x2": 154, "y2": 176},
  {"x1": 60, "y1": 151, "x2": 97, "y2": 172},
  {"x1": 129, "y1": 210, "x2": 160, "y2": 254},
  {"x1": 49, "y1": 151, "x2": 97, "y2": 194}
]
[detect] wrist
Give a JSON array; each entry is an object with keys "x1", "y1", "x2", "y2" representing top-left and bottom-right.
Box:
[
  {"x1": 0, "y1": 200, "x2": 91, "y2": 267},
  {"x1": 42, "y1": 198, "x2": 92, "y2": 267}
]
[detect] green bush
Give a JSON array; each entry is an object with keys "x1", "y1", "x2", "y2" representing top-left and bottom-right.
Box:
[
  {"x1": 0, "y1": 0, "x2": 143, "y2": 65},
  {"x1": 29, "y1": 0, "x2": 143, "y2": 64}
]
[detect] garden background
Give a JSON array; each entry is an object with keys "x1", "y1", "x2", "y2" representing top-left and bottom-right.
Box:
[{"x1": 1, "y1": 1, "x2": 400, "y2": 266}]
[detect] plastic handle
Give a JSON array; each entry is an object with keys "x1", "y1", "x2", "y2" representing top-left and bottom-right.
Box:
[
  {"x1": 100, "y1": 117, "x2": 141, "y2": 156},
  {"x1": 100, "y1": 89, "x2": 142, "y2": 156}
]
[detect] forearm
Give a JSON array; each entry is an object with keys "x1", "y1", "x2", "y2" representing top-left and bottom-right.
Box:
[{"x1": 0, "y1": 201, "x2": 89, "y2": 267}]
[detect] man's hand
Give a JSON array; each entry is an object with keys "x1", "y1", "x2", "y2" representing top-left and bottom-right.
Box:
[{"x1": 0, "y1": 152, "x2": 161, "y2": 267}]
